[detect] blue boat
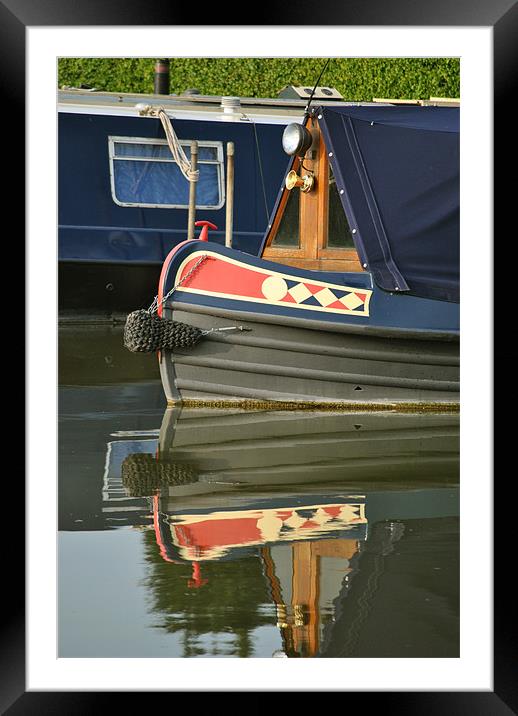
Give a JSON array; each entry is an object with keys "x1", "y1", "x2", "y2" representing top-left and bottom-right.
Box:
[
  {"x1": 147, "y1": 103, "x2": 459, "y2": 408},
  {"x1": 58, "y1": 89, "x2": 312, "y2": 313}
]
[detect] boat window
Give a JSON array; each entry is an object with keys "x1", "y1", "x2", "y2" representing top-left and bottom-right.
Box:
[
  {"x1": 327, "y1": 169, "x2": 355, "y2": 248},
  {"x1": 271, "y1": 187, "x2": 300, "y2": 247},
  {"x1": 108, "y1": 137, "x2": 225, "y2": 209}
]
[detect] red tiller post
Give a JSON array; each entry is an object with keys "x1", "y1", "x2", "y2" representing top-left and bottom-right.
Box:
[{"x1": 195, "y1": 220, "x2": 218, "y2": 242}]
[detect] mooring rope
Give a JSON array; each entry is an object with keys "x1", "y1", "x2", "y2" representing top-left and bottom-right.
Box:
[
  {"x1": 157, "y1": 108, "x2": 200, "y2": 183},
  {"x1": 135, "y1": 103, "x2": 199, "y2": 183}
]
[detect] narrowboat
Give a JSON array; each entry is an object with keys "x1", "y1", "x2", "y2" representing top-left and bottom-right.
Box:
[
  {"x1": 59, "y1": 88, "x2": 354, "y2": 314},
  {"x1": 150, "y1": 104, "x2": 460, "y2": 408}
]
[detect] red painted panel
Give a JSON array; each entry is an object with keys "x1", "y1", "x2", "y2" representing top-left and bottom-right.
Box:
[
  {"x1": 180, "y1": 256, "x2": 269, "y2": 298},
  {"x1": 173, "y1": 517, "x2": 262, "y2": 548}
]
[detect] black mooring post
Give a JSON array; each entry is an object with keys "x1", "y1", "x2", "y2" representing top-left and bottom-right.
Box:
[{"x1": 154, "y1": 59, "x2": 170, "y2": 95}]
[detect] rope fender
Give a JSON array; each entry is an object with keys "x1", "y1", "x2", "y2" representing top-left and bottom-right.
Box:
[
  {"x1": 121, "y1": 453, "x2": 199, "y2": 497},
  {"x1": 123, "y1": 309, "x2": 204, "y2": 352},
  {"x1": 124, "y1": 308, "x2": 250, "y2": 353}
]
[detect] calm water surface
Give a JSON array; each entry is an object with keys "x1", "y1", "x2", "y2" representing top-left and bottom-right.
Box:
[{"x1": 59, "y1": 325, "x2": 460, "y2": 658}]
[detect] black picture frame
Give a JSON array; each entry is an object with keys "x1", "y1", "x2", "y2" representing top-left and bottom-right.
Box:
[{"x1": 10, "y1": 2, "x2": 507, "y2": 711}]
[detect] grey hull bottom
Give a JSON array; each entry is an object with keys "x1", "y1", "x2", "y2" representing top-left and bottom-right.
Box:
[{"x1": 159, "y1": 306, "x2": 459, "y2": 407}]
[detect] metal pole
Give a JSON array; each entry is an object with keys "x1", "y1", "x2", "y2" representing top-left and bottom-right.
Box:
[
  {"x1": 154, "y1": 59, "x2": 170, "y2": 95},
  {"x1": 187, "y1": 141, "x2": 198, "y2": 241},
  {"x1": 225, "y1": 141, "x2": 235, "y2": 248}
]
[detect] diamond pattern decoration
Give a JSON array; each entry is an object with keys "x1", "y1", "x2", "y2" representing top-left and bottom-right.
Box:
[
  {"x1": 288, "y1": 283, "x2": 313, "y2": 303},
  {"x1": 281, "y1": 279, "x2": 368, "y2": 315},
  {"x1": 339, "y1": 293, "x2": 365, "y2": 310},
  {"x1": 277, "y1": 504, "x2": 367, "y2": 532},
  {"x1": 171, "y1": 502, "x2": 367, "y2": 562},
  {"x1": 282, "y1": 512, "x2": 308, "y2": 530},
  {"x1": 314, "y1": 287, "x2": 338, "y2": 307}
]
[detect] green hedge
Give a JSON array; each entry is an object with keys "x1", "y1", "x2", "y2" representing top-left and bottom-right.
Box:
[{"x1": 58, "y1": 57, "x2": 459, "y2": 101}]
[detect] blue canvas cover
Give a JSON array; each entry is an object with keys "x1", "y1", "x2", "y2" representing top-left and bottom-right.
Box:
[{"x1": 318, "y1": 105, "x2": 459, "y2": 302}]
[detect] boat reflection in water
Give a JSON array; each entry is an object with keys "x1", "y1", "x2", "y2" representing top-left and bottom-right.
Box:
[
  {"x1": 152, "y1": 490, "x2": 369, "y2": 658},
  {"x1": 155, "y1": 404, "x2": 459, "y2": 487},
  {"x1": 113, "y1": 406, "x2": 459, "y2": 658}
]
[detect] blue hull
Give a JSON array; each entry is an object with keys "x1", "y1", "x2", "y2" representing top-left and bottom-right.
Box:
[{"x1": 157, "y1": 241, "x2": 459, "y2": 406}]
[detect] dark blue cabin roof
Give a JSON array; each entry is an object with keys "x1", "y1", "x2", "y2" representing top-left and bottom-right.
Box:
[{"x1": 318, "y1": 105, "x2": 459, "y2": 302}]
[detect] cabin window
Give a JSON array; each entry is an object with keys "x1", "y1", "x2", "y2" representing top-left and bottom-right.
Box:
[
  {"x1": 271, "y1": 187, "x2": 300, "y2": 247},
  {"x1": 327, "y1": 168, "x2": 355, "y2": 248},
  {"x1": 108, "y1": 136, "x2": 225, "y2": 209}
]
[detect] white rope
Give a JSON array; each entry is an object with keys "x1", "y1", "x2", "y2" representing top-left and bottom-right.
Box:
[
  {"x1": 137, "y1": 105, "x2": 199, "y2": 183},
  {"x1": 157, "y1": 108, "x2": 199, "y2": 183}
]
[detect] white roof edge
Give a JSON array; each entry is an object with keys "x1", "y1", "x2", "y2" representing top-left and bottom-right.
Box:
[
  {"x1": 57, "y1": 89, "x2": 393, "y2": 124},
  {"x1": 57, "y1": 102, "x2": 304, "y2": 125}
]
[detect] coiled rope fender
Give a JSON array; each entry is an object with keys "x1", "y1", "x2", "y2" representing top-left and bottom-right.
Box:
[
  {"x1": 121, "y1": 453, "x2": 199, "y2": 497},
  {"x1": 124, "y1": 309, "x2": 204, "y2": 352},
  {"x1": 123, "y1": 309, "x2": 250, "y2": 352}
]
